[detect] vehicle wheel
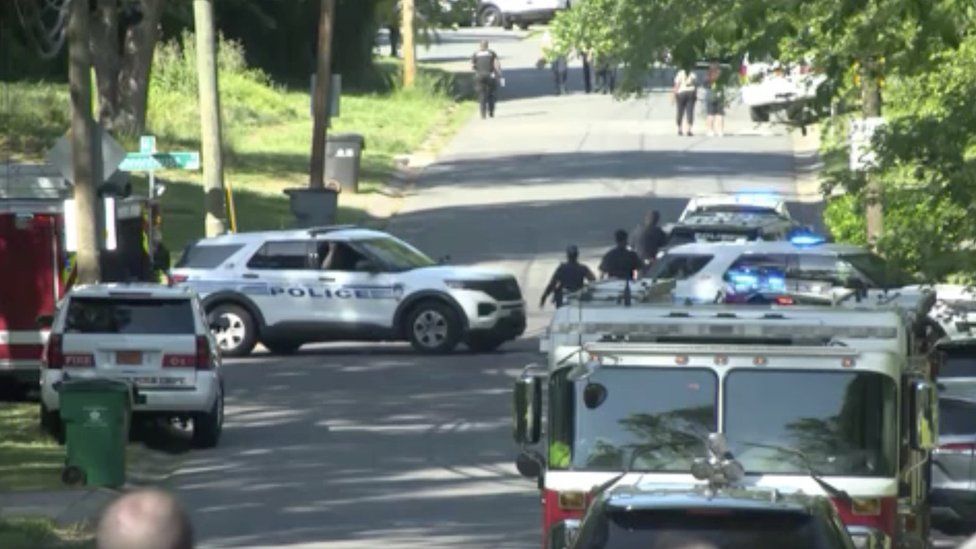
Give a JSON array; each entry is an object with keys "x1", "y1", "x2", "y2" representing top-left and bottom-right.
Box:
[
  {"x1": 466, "y1": 334, "x2": 506, "y2": 353},
  {"x1": 517, "y1": 22, "x2": 530, "y2": 30},
  {"x1": 263, "y1": 339, "x2": 302, "y2": 355},
  {"x1": 208, "y1": 303, "x2": 257, "y2": 357},
  {"x1": 478, "y1": 5, "x2": 502, "y2": 27},
  {"x1": 191, "y1": 387, "x2": 223, "y2": 449},
  {"x1": 749, "y1": 106, "x2": 770, "y2": 123},
  {"x1": 40, "y1": 402, "x2": 64, "y2": 444},
  {"x1": 406, "y1": 301, "x2": 461, "y2": 353}
]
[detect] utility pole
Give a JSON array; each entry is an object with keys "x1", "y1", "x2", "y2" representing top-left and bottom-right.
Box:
[
  {"x1": 309, "y1": 0, "x2": 336, "y2": 189},
  {"x1": 193, "y1": 0, "x2": 227, "y2": 237},
  {"x1": 401, "y1": 0, "x2": 417, "y2": 89},
  {"x1": 861, "y1": 58, "x2": 883, "y2": 246},
  {"x1": 68, "y1": 0, "x2": 101, "y2": 284}
]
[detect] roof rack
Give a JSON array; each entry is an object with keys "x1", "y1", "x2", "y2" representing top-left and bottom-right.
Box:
[{"x1": 307, "y1": 224, "x2": 358, "y2": 235}]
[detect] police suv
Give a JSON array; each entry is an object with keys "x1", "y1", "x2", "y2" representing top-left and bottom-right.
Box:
[
  {"x1": 170, "y1": 226, "x2": 526, "y2": 356},
  {"x1": 663, "y1": 194, "x2": 803, "y2": 250}
]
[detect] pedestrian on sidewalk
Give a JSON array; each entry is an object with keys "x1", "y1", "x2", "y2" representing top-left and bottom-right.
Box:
[
  {"x1": 634, "y1": 210, "x2": 668, "y2": 267},
  {"x1": 600, "y1": 229, "x2": 643, "y2": 281},
  {"x1": 595, "y1": 53, "x2": 616, "y2": 94},
  {"x1": 581, "y1": 50, "x2": 593, "y2": 93},
  {"x1": 97, "y1": 488, "x2": 194, "y2": 549},
  {"x1": 540, "y1": 245, "x2": 596, "y2": 308},
  {"x1": 705, "y1": 61, "x2": 727, "y2": 136},
  {"x1": 472, "y1": 40, "x2": 503, "y2": 119},
  {"x1": 541, "y1": 30, "x2": 568, "y2": 95},
  {"x1": 673, "y1": 65, "x2": 698, "y2": 136}
]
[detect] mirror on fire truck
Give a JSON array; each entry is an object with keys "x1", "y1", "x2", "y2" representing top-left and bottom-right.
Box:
[
  {"x1": 513, "y1": 371, "x2": 542, "y2": 445},
  {"x1": 515, "y1": 451, "x2": 542, "y2": 480},
  {"x1": 911, "y1": 381, "x2": 939, "y2": 451}
]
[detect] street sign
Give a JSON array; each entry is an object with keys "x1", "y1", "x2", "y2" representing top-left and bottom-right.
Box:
[
  {"x1": 139, "y1": 135, "x2": 156, "y2": 154},
  {"x1": 119, "y1": 152, "x2": 200, "y2": 172},
  {"x1": 46, "y1": 126, "x2": 127, "y2": 183},
  {"x1": 309, "y1": 73, "x2": 341, "y2": 119},
  {"x1": 849, "y1": 117, "x2": 885, "y2": 171}
]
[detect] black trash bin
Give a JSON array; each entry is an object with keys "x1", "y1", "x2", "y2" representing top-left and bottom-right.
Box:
[{"x1": 325, "y1": 133, "x2": 365, "y2": 193}]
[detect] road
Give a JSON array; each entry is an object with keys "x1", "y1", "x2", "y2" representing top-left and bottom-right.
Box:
[{"x1": 170, "y1": 29, "x2": 964, "y2": 548}]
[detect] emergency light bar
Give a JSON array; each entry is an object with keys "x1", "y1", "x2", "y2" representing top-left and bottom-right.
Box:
[
  {"x1": 552, "y1": 320, "x2": 899, "y2": 341},
  {"x1": 584, "y1": 342, "x2": 863, "y2": 359}
]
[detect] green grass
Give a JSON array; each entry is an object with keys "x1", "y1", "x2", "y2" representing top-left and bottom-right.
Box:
[
  {"x1": 0, "y1": 518, "x2": 92, "y2": 549},
  {"x1": 0, "y1": 404, "x2": 64, "y2": 492}
]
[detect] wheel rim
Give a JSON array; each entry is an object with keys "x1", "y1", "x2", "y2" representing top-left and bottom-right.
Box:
[
  {"x1": 482, "y1": 8, "x2": 499, "y2": 26},
  {"x1": 413, "y1": 309, "x2": 449, "y2": 349},
  {"x1": 212, "y1": 312, "x2": 246, "y2": 351}
]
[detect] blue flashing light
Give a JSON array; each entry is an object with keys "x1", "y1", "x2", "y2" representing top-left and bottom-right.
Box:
[{"x1": 790, "y1": 233, "x2": 827, "y2": 246}]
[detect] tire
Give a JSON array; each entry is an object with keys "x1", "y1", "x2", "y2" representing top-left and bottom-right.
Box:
[
  {"x1": 517, "y1": 22, "x2": 530, "y2": 30},
  {"x1": 478, "y1": 5, "x2": 502, "y2": 27},
  {"x1": 191, "y1": 387, "x2": 223, "y2": 449},
  {"x1": 263, "y1": 339, "x2": 302, "y2": 355},
  {"x1": 466, "y1": 334, "x2": 506, "y2": 353},
  {"x1": 406, "y1": 301, "x2": 462, "y2": 354},
  {"x1": 40, "y1": 402, "x2": 64, "y2": 444},
  {"x1": 749, "y1": 105, "x2": 770, "y2": 123},
  {"x1": 208, "y1": 303, "x2": 257, "y2": 358}
]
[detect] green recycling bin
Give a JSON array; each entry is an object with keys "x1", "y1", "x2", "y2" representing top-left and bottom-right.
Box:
[{"x1": 58, "y1": 379, "x2": 132, "y2": 488}]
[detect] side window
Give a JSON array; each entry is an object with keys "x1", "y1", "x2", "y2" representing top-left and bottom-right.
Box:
[
  {"x1": 246, "y1": 241, "x2": 312, "y2": 270},
  {"x1": 649, "y1": 255, "x2": 714, "y2": 280},
  {"x1": 319, "y1": 242, "x2": 368, "y2": 272}
]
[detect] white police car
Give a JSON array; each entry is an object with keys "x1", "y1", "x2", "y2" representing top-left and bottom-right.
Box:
[
  {"x1": 663, "y1": 194, "x2": 803, "y2": 250},
  {"x1": 170, "y1": 226, "x2": 526, "y2": 356}
]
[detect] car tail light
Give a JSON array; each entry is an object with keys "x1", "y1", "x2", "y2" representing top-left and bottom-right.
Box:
[
  {"x1": 169, "y1": 274, "x2": 188, "y2": 286},
  {"x1": 163, "y1": 336, "x2": 212, "y2": 370},
  {"x1": 939, "y1": 442, "x2": 976, "y2": 453}
]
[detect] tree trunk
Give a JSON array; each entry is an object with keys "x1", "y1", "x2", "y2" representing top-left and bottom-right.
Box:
[
  {"x1": 116, "y1": 0, "x2": 164, "y2": 135},
  {"x1": 861, "y1": 57, "x2": 883, "y2": 246},
  {"x1": 90, "y1": 0, "x2": 120, "y2": 128},
  {"x1": 401, "y1": 0, "x2": 416, "y2": 88}
]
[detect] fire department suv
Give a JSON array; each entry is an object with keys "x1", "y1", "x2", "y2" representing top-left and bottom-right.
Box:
[
  {"x1": 515, "y1": 280, "x2": 940, "y2": 549},
  {"x1": 170, "y1": 226, "x2": 526, "y2": 356}
]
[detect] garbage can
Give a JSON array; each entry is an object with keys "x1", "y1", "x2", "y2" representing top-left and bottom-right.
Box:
[
  {"x1": 59, "y1": 379, "x2": 132, "y2": 488},
  {"x1": 325, "y1": 133, "x2": 365, "y2": 193}
]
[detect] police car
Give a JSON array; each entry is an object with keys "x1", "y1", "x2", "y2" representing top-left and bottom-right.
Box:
[
  {"x1": 170, "y1": 226, "x2": 526, "y2": 356},
  {"x1": 663, "y1": 194, "x2": 803, "y2": 250}
]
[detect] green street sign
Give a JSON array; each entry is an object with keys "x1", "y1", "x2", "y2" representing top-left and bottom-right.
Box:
[{"x1": 119, "y1": 151, "x2": 200, "y2": 172}]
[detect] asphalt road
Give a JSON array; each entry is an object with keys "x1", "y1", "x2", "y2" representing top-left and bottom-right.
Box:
[{"x1": 171, "y1": 29, "x2": 967, "y2": 548}]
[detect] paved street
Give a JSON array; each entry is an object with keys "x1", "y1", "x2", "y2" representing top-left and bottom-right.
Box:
[{"x1": 169, "y1": 30, "x2": 941, "y2": 549}]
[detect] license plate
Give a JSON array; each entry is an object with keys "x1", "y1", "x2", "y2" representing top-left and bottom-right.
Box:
[
  {"x1": 128, "y1": 376, "x2": 186, "y2": 387},
  {"x1": 116, "y1": 351, "x2": 143, "y2": 365}
]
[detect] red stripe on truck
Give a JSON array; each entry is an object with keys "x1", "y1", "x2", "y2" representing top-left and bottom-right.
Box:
[{"x1": 0, "y1": 343, "x2": 45, "y2": 361}]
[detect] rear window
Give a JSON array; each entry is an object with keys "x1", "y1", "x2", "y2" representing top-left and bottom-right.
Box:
[
  {"x1": 940, "y1": 399, "x2": 976, "y2": 436},
  {"x1": 940, "y1": 350, "x2": 976, "y2": 379},
  {"x1": 64, "y1": 298, "x2": 196, "y2": 335},
  {"x1": 176, "y1": 244, "x2": 243, "y2": 269},
  {"x1": 647, "y1": 254, "x2": 713, "y2": 280}
]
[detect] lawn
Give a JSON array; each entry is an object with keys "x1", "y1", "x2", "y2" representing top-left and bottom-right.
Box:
[
  {"x1": 0, "y1": 518, "x2": 92, "y2": 549},
  {"x1": 0, "y1": 403, "x2": 64, "y2": 492}
]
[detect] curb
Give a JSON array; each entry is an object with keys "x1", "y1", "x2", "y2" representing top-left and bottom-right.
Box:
[{"x1": 791, "y1": 124, "x2": 824, "y2": 200}]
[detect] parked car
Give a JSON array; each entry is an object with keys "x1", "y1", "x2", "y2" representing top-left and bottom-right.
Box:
[
  {"x1": 930, "y1": 395, "x2": 976, "y2": 535},
  {"x1": 170, "y1": 226, "x2": 526, "y2": 356},
  {"x1": 477, "y1": 0, "x2": 568, "y2": 29},
  {"x1": 38, "y1": 284, "x2": 224, "y2": 448}
]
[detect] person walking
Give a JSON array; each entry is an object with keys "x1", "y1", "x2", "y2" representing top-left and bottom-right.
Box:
[
  {"x1": 595, "y1": 53, "x2": 616, "y2": 94},
  {"x1": 540, "y1": 245, "x2": 596, "y2": 308},
  {"x1": 599, "y1": 229, "x2": 643, "y2": 281},
  {"x1": 581, "y1": 50, "x2": 593, "y2": 93},
  {"x1": 635, "y1": 210, "x2": 668, "y2": 266},
  {"x1": 705, "y1": 61, "x2": 727, "y2": 136},
  {"x1": 541, "y1": 30, "x2": 567, "y2": 95},
  {"x1": 673, "y1": 65, "x2": 698, "y2": 136},
  {"x1": 472, "y1": 40, "x2": 503, "y2": 119}
]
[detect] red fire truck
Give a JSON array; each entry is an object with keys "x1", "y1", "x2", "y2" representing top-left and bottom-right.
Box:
[{"x1": 0, "y1": 165, "x2": 157, "y2": 396}]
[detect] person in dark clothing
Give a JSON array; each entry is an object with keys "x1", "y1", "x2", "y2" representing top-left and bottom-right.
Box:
[
  {"x1": 540, "y1": 245, "x2": 596, "y2": 308},
  {"x1": 581, "y1": 51, "x2": 593, "y2": 93},
  {"x1": 472, "y1": 40, "x2": 503, "y2": 119},
  {"x1": 600, "y1": 229, "x2": 643, "y2": 280},
  {"x1": 635, "y1": 210, "x2": 668, "y2": 265}
]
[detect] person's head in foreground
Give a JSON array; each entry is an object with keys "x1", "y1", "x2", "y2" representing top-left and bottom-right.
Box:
[{"x1": 97, "y1": 489, "x2": 194, "y2": 549}]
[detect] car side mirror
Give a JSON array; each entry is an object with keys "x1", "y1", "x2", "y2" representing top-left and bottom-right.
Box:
[
  {"x1": 438, "y1": 254, "x2": 451, "y2": 265},
  {"x1": 209, "y1": 317, "x2": 230, "y2": 331},
  {"x1": 36, "y1": 314, "x2": 54, "y2": 328},
  {"x1": 513, "y1": 373, "x2": 542, "y2": 445},
  {"x1": 515, "y1": 451, "x2": 543, "y2": 480},
  {"x1": 910, "y1": 380, "x2": 938, "y2": 451}
]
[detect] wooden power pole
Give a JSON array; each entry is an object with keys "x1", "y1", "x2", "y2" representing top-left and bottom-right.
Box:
[
  {"x1": 309, "y1": 0, "x2": 336, "y2": 189},
  {"x1": 401, "y1": 0, "x2": 416, "y2": 89},
  {"x1": 193, "y1": 0, "x2": 227, "y2": 237},
  {"x1": 861, "y1": 60, "x2": 883, "y2": 246},
  {"x1": 67, "y1": 0, "x2": 101, "y2": 284}
]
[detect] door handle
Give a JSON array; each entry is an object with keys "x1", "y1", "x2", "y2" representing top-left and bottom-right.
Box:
[
  {"x1": 319, "y1": 277, "x2": 335, "y2": 282},
  {"x1": 242, "y1": 273, "x2": 259, "y2": 279}
]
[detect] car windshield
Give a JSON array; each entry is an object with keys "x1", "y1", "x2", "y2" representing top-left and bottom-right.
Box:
[
  {"x1": 841, "y1": 253, "x2": 916, "y2": 288},
  {"x1": 355, "y1": 237, "x2": 435, "y2": 271},
  {"x1": 724, "y1": 370, "x2": 898, "y2": 477},
  {"x1": 564, "y1": 367, "x2": 718, "y2": 472},
  {"x1": 645, "y1": 254, "x2": 714, "y2": 280},
  {"x1": 65, "y1": 297, "x2": 196, "y2": 335},
  {"x1": 574, "y1": 508, "x2": 849, "y2": 549},
  {"x1": 698, "y1": 205, "x2": 781, "y2": 216}
]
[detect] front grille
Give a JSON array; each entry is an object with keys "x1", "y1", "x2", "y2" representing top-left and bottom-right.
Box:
[{"x1": 478, "y1": 278, "x2": 522, "y2": 301}]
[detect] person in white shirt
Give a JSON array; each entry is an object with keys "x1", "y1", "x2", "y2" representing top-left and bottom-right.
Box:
[{"x1": 672, "y1": 67, "x2": 698, "y2": 136}]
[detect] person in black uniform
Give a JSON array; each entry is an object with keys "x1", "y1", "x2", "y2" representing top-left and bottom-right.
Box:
[
  {"x1": 540, "y1": 245, "x2": 596, "y2": 308},
  {"x1": 635, "y1": 210, "x2": 668, "y2": 266},
  {"x1": 600, "y1": 229, "x2": 643, "y2": 280},
  {"x1": 471, "y1": 40, "x2": 503, "y2": 119}
]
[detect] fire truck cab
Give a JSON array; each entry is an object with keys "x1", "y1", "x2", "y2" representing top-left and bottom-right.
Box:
[
  {"x1": 0, "y1": 164, "x2": 157, "y2": 396},
  {"x1": 516, "y1": 280, "x2": 940, "y2": 549}
]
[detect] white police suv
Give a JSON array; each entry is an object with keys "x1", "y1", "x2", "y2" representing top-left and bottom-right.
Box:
[{"x1": 170, "y1": 226, "x2": 526, "y2": 356}]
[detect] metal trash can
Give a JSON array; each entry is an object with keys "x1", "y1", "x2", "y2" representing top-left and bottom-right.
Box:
[
  {"x1": 325, "y1": 133, "x2": 365, "y2": 193},
  {"x1": 59, "y1": 379, "x2": 131, "y2": 488}
]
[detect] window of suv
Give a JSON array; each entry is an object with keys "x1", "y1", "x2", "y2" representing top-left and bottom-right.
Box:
[
  {"x1": 646, "y1": 254, "x2": 714, "y2": 280},
  {"x1": 939, "y1": 398, "x2": 976, "y2": 436},
  {"x1": 176, "y1": 244, "x2": 244, "y2": 269},
  {"x1": 247, "y1": 241, "x2": 311, "y2": 270},
  {"x1": 939, "y1": 347, "x2": 976, "y2": 379},
  {"x1": 65, "y1": 297, "x2": 196, "y2": 334}
]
